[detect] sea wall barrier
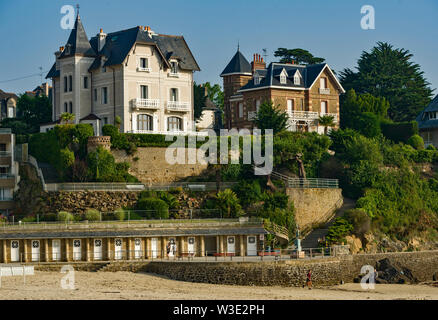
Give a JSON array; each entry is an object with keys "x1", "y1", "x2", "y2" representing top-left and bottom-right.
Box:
[{"x1": 142, "y1": 250, "x2": 438, "y2": 286}]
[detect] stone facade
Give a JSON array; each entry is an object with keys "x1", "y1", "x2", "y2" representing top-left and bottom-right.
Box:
[
  {"x1": 112, "y1": 147, "x2": 208, "y2": 184},
  {"x1": 87, "y1": 136, "x2": 111, "y2": 153},
  {"x1": 286, "y1": 187, "x2": 343, "y2": 233}
]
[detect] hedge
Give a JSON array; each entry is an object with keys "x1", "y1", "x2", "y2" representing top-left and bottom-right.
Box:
[{"x1": 381, "y1": 120, "x2": 419, "y2": 143}]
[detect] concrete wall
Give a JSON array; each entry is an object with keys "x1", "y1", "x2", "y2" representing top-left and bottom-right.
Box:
[
  {"x1": 112, "y1": 147, "x2": 208, "y2": 184},
  {"x1": 286, "y1": 187, "x2": 343, "y2": 233},
  {"x1": 143, "y1": 250, "x2": 438, "y2": 286}
]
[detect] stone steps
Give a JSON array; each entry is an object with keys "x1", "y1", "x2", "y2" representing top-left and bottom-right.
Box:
[
  {"x1": 301, "y1": 198, "x2": 356, "y2": 249},
  {"x1": 98, "y1": 261, "x2": 150, "y2": 272}
]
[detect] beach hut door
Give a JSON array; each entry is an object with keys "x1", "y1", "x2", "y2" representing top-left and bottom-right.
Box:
[
  {"x1": 134, "y1": 238, "x2": 141, "y2": 259},
  {"x1": 115, "y1": 238, "x2": 122, "y2": 260},
  {"x1": 11, "y1": 240, "x2": 19, "y2": 262},
  {"x1": 31, "y1": 240, "x2": 40, "y2": 262},
  {"x1": 73, "y1": 239, "x2": 81, "y2": 261},
  {"x1": 227, "y1": 236, "x2": 235, "y2": 254},
  {"x1": 94, "y1": 239, "x2": 102, "y2": 260},
  {"x1": 247, "y1": 236, "x2": 257, "y2": 256},
  {"x1": 151, "y1": 238, "x2": 158, "y2": 258},
  {"x1": 52, "y1": 239, "x2": 61, "y2": 261},
  {"x1": 188, "y1": 237, "x2": 195, "y2": 255}
]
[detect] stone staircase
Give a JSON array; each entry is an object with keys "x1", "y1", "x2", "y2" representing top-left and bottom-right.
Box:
[{"x1": 301, "y1": 198, "x2": 356, "y2": 249}]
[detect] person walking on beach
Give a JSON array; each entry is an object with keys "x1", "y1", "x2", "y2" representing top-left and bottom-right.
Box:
[{"x1": 306, "y1": 270, "x2": 312, "y2": 290}]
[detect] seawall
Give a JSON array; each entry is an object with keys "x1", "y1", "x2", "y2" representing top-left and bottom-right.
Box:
[{"x1": 143, "y1": 251, "x2": 438, "y2": 287}]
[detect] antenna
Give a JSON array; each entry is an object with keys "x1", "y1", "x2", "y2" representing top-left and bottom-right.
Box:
[
  {"x1": 262, "y1": 48, "x2": 268, "y2": 63},
  {"x1": 76, "y1": 4, "x2": 80, "y2": 15},
  {"x1": 39, "y1": 66, "x2": 43, "y2": 84}
]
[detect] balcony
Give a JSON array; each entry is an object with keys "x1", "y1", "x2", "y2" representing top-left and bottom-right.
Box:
[
  {"x1": 288, "y1": 111, "x2": 319, "y2": 121},
  {"x1": 167, "y1": 101, "x2": 190, "y2": 112},
  {"x1": 129, "y1": 130, "x2": 208, "y2": 137},
  {"x1": 319, "y1": 88, "x2": 331, "y2": 94},
  {"x1": 133, "y1": 98, "x2": 160, "y2": 110}
]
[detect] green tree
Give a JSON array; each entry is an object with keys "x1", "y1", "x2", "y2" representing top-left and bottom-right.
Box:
[
  {"x1": 12, "y1": 94, "x2": 52, "y2": 133},
  {"x1": 203, "y1": 82, "x2": 224, "y2": 110},
  {"x1": 216, "y1": 189, "x2": 242, "y2": 218},
  {"x1": 193, "y1": 82, "x2": 207, "y2": 120},
  {"x1": 318, "y1": 115, "x2": 336, "y2": 135},
  {"x1": 274, "y1": 48, "x2": 325, "y2": 65},
  {"x1": 253, "y1": 101, "x2": 288, "y2": 134},
  {"x1": 60, "y1": 112, "x2": 75, "y2": 124},
  {"x1": 339, "y1": 42, "x2": 433, "y2": 122}
]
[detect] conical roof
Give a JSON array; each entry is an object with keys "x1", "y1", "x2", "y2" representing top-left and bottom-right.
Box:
[
  {"x1": 220, "y1": 50, "x2": 251, "y2": 76},
  {"x1": 59, "y1": 14, "x2": 96, "y2": 58}
]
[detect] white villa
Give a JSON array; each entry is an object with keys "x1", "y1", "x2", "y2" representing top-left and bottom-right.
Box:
[{"x1": 42, "y1": 13, "x2": 200, "y2": 135}]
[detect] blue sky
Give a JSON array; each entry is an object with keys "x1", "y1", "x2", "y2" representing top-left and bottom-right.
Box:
[{"x1": 0, "y1": 0, "x2": 437, "y2": 98}]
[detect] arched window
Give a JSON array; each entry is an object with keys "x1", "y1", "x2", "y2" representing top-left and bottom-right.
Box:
[
  {"x1": 64, "y1": 102, "x2": 68, "y2": 113},
  {"x1": 167, "y1": 116, "x2": 182, "y2": 131},
  {"x1": 69, "y1": 102, "x2": 73, "y2": 114},
  {"x1": 138, "y1": 114, "x2": 153, "y2": 131}
]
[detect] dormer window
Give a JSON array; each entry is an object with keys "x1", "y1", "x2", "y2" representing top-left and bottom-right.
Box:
[
  {"x1": 280, "y1": 69, "x2": 288, "y2": 84},
  {"x1": 293, "y1": 70, "x2": 302, "y2": 85},
  {"x1": 430, "y1": 112, "x2": 437, "y2": 120},
  {"x1": 254, "y1": 75, "x2": 260, "y2": 85},
  {"x1": 170, "y1": 61, "x2": 179, "y2": 75}
]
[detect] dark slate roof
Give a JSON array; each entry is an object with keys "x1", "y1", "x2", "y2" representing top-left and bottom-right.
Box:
[
  {"x1": 416, "y1": 95, "x2": 438, "y2": 129},
  {"x1": 46, "y1": 63, "x2": 59, "y2": 79},
  {"x1": 153, "y1": 34, "x2": 200, "y2": 71},
  {"x1": 239, "y1": 62, "x2": 334, "y2": 91},
  {"x1": 59, "y1": 15, "x2": 96, "y2": 59},
  {"x1": 88, "y1": 28, "x2": 200, "y2": 72},
  {"x1": 0, "y1": 227, "x2": 267, "y2": 240},
  {"x1": 220, "y1": 50, "x2": 252, "y2": 76},
  {"x1": 80, "y1": 113, "x2": 101, "y2": 121}
]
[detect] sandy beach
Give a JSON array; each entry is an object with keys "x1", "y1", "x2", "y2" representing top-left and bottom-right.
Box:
[{"x1": 0, "y1": 271, "x2": 436, "y2": 300}]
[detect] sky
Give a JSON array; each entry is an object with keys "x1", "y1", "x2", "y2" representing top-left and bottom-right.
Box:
[{"x1": 0, "y1": 0, "x2": 437, "y2": 98}]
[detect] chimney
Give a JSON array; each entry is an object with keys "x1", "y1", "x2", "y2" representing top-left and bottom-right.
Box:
[
  {"x1": 251, "y1": 53, "x2": 266, "y2": 74},
  {"x1": 97, "y1": 28, "x2": 107, "y2": 52}
]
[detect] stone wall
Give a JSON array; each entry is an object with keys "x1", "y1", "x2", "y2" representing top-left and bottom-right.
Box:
[
  {"x1": 112, "y1": 147, "x2": 208, "y2": 184},
  {"x1": 143, "y1": 251, "x2": 438, "y2": 287},
  {"x1": 39, "y1": 191, "x2": 139, "y2": 213},
  {"x1": 285, "y1": 187, "x2": 343, "y2": 233}
]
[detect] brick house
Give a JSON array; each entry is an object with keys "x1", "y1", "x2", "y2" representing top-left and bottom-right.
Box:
[{"x1": 220, "y1": 49, "x2": 345, "y2": 133}]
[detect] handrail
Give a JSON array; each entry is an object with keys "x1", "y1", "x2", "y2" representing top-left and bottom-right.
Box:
[{"x1": 270, "y1": 170, "x2": 339, "y2": 189}]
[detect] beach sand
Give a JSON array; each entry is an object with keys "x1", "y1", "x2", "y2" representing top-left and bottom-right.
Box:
[{"x1": 0, "y1": 271, "x2": 437, "y2": 300}]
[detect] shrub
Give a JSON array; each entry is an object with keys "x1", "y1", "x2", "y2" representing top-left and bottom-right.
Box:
[
  {"x1": 232, "y1": 180, "x2": 262, "y2": 208},
  {"x1": 355, "y1": 112, "x2": 381, "y2": 138},
  {"x1": 114, "y1": 208, "x2": 126, "y2": 221},
  {"x1": 345, "y1": 209, "x2": 371, "y2": 237},
  {"x1": 85, "y1": 209, "x2": 101, "y2": 221},
  {"x1": 135, "y1": 198, "x2": 169, "y2": 219},
  {"x1": 40, "y1": 213, "x2": 57, "y2": 222},
  {"x1": 22, "y1": 216, "x2": 36, "y2": 222},
  {"x1": 326, "y1": 217, "x2": 354, "y2": 245},
  {"x1": 381, "y1": 120, "x2": 419, "y2": 143},
  {"x1": 407, "y1": 134, "x2": 424, "y2": 150},
  {"x1": 58, "y1": 211, "x2": 73, "y2": 222},
  {"x1": 216, "y1": 189, "x2": 242, "y2": 218},
  {"x1": 158, "y1": 192, "x2": 180, "y2": 209}
]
